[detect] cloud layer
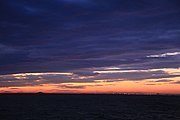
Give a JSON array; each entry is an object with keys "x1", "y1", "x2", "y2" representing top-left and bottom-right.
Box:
[{"x1": 0, "y1": 0, "x2": 180, "y2": 88}]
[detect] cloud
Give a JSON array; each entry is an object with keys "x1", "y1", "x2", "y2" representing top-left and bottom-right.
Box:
[
  {"x1": 0, "y1": 0, "x2": 180, "y2": 88},
  {"x1": 144, "y1": 83, "x2": 158, "y2": 86},
  {"x1": 147, "y1": 52, "x2": 180, "y2": 58},
  {"x1": 0, "y1": 67, "x2": 179, "y2": 87},
  {"x1": 59, "y1": 84, "x2": 86, "y2": 89},
  {"x1": 9, "y1": 88, "x2": 19, "y2": 89},
  {"x1": 171, "y1": 81, "x2": 180, "y2": 84},
  {"x1": 151, "y1": 80, "x2": 173, "y2": 82}
]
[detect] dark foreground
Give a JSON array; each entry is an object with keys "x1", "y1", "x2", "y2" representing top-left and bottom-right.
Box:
[{"x1": 0, "y1": 94, "x2": 180, "y2": 120}]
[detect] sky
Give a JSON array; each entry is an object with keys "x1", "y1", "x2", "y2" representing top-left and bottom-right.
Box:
[{"x1": 0, "y1": 0, "x2": 180, "y2": 94}]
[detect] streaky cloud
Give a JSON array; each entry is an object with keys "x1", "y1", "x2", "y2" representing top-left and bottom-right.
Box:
[{"x1": 147, "y1": 52, "x2": 180, "y2": 58}]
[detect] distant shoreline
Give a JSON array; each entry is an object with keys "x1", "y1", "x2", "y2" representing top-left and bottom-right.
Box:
[{"x1": 0, "y1": 93, "x2": 180, "y2": 96}]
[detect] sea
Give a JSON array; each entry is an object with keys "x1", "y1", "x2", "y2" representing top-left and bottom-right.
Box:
[{"x1": 0, "y1": 94, "x2": 180, "y2": 120}]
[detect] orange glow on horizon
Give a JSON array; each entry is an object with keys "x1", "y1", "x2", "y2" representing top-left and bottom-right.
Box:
[{"x1": 0, "y1": 81, "x2": 180, "y2": 94}]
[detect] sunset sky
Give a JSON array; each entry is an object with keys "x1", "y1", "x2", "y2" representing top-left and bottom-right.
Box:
[{"x1": 0, "y1": 0, "x2": 180, "y2": 94}]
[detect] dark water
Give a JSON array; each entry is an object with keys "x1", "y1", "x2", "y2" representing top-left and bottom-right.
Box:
[{"x1": 0, "y1": 94, "x2": 180, "y2": 120}]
